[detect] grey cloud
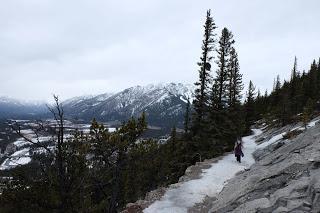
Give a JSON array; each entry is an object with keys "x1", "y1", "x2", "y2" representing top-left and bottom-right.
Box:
[{"x1": 0, "y1": 0, "x2": 319, "y2": 101}]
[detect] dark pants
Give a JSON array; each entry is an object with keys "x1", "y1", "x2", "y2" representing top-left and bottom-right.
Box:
[{"x1": 236, "y1": 155, "x2": 241, "y2": 163}]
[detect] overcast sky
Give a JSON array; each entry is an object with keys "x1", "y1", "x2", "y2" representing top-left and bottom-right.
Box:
[{"x1": 1, "y1": 0, "x2": 319, "y2": 101}]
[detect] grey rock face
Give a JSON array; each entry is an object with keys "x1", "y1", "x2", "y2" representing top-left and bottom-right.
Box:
[{"x1": 208, "y1": 124, "x2": 320, "y2": 213}]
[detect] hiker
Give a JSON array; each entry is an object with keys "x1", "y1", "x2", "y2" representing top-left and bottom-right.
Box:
[{"x1": 234, "y1": 138, "x2": 244, "y2": 163}]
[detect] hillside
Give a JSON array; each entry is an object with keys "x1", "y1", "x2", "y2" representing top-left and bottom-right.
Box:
[
  {"x1": 207, "y1": 119, "x2": 320, "y2": 212},
  {"x1": 122, "y1": 117, "x2": 320, "y2": 212}
]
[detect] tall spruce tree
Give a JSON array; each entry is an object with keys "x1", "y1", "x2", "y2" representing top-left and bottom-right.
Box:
[
  {"x1": 309, "y1": 60, "x2": 318, "y2": 99},
  {"x1": 184, "y1": 98, "x2": 191, "y2": 134},
  {"x1": 214, "y1": 28, "x2": 235, "y2": 109},
  {"x1": 244, "y1": 81, "x2": 256, "y2": 133},
  {"x1": 289, "y1": 56, "x2": 299, "y2": 115},
  {"x1": 227, "y1": 47, "x2": 243, "y2": 108},
  {"x1": 291, "y1": 56, "x2": 298, "y2": 81},
  {"x1": 226, "y1": 46, "x2": 244, "y2": 137},
  {"x1": 270, "y1": 75, "x2": 281, "y2": 109},
  {"x1": 208, "y1": 30, "x2": 243, "y2": 149},
  {"x1": 279, "y1": 83, "x2": 291, "y2": 126},
  {"x1": 302, "y1": 98, "x2": 314, "y2": 129},
  {"x1": 192, "y1": 9, "x2": 216, "y2": 135},
  {"x1": 275, "y1": 75, "x2": 281, "y2": 91}
]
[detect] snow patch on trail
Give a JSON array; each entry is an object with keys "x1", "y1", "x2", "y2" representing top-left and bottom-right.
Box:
[
  {"x1": 307, "y1": 118, "x2": 320, "y2": 128},
  {"x1": 144, "y1": 129, "x2": 262, "y2": 213},
  {"x1": 257, "y1": 132, "x2": 285, "y2": 148},
  {"x1": 261, "y1": 118, "x2": 320, "y2": 149}
]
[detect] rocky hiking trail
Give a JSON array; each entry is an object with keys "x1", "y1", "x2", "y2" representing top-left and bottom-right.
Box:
[{"x1": 123, "y1": 117, "x2": 320, "y2": 213}]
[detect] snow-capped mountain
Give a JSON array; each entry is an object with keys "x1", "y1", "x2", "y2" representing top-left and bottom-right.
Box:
[
  {"x1": 0, "y1": 97, "x2": 46, "y2": 119},
  {"x1": 62, "y1": 83, "x2": 194, "y2": 127}
]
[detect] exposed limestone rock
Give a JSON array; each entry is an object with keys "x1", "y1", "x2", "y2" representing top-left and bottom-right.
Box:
[{"x1": 208, "y1": 124, "x2": 320, "y2": 212}]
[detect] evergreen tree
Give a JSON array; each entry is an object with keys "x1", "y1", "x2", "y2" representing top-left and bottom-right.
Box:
[
  {"x1": 184, "y1": 98, "x2": 191, "y2": 134},
  {"x1": 254, "y1": 88, "x2": 266, "y2": 120},
  {"x1": 279, "y1": 83, "x2": 291, "y2": 126},
  {"x1": 192, "y1": 9, "x2": 216, "y2": 136},
  {"x1": 309, "y1": 60, "x2": 318, "y2": 99},
  {"x1": 270, "y1": 75, "x2": 282, "y2": 110},
  {"x1": 289, "y1": 57, "x2": 299, "y2": 115},
  {"x1": 291, "y1": 56, "x2": 298, "y2": 81},
  {"x1": 275, "y1": 75, "x2": 281, "y2": 91},
  {"x1": 224, "y1": 46, "x2": 244, "y2": 138},
  {"x1": 1, "y1": 96, "x2": 91, "y2": 212},
  {"x1": 302, "y1": 98, "x2": 314, "y2": 129},
  {"x1": 244, "y1": 81, "x2": 256, "y2": 133},
  {"x1": 250, "y1": 57, "x2": 320, "y2": 127},
  {"x1": 214, "y1": 28, "x2": 235, "y2": 109},
  {"x1": 227, "y1": 47, "x2": 243, "y2": 108},
  {"x1": 171, "y1": 126, "x2": 177, "y2": 144},
  {"x1": 89, "y1": 113, "x2": 147, "y2": 211},
  {"x1": 257, "y1": 89, "x2": 261, "y2": 99},
  {"x1": 206, "y1": 28, "x2": 238, "y2": 149}
]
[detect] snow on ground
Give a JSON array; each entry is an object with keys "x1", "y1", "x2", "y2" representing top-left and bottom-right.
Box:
[
  {"x1": 8, "y1": 156, "x2": 31, "y2": 166},
  {"x1": 144, "y1": 129, "x2": 262, "y2": 213},
  {"x1": 0, "y1": 148, "x2": 31, "y2": 170},
  {"x1": 10, "y1": 119, "x2": 29, "y2": 122},
  {"x1": 38, "y1": 136, "x2": 52, "y2": 142},
  {"x1": 290, "y1": 118, "x2": 320, "y2": 132},
  {"x1": 307, "y1": 118, "x2": 320, "y2": 128},
  {"x1": 257, "y1": 132, "x2": 285, "y2": 149},
  {"x1": 11, "y1": 148, "x2": 30, "y2": 157},
  {"x1": 13, "y1": 139, "x2": 31, "y2": 148},
  {"x1": 145, "y1": 118, "x2": 320, "y2": 212},
  {"x1": 20, "y1": 129, "x2": 34, "y2": 135},
  {"x1": 291, "y1": 126, "x2": 306, "y2": 131}
]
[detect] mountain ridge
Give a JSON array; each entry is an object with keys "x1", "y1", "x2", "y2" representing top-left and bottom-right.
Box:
[
  {"x1": 62, "y1": 82, "x2": 194, "y2": 127},
  {"x1": 0, "y1": 96, "x2": 47, "y2": 119},
  {"x1": 0, "y1": 83, "x2": 194, "y2": 127}
]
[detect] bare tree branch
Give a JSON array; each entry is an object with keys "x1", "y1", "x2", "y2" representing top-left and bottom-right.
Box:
[{"x1": 11, "y1": 122, "x2": 53, "y2": 155}]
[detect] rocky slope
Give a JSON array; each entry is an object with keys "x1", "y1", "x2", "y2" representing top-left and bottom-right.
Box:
[{"x1": 207, "y1": 120, "x2": 320, "y2": 212}]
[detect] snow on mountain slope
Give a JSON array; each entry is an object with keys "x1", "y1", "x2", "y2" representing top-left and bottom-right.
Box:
[
  {"x1": 0, "y1": 96, "x2": 46, "y2": 118},
  {"x1": 61, "y1": 95, "x2": 96, "y2": 106},
  {"x1": 62, "y1": 83, "x2": 194, "y2": 127}
]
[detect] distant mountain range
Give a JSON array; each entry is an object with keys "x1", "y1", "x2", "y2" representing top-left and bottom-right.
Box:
[
  {"x1": 0, "y1": 83, "x2": 194, "y2": 128},
  {"x1": 0, "y1": 97, "x2": 47, "y2": 119}
]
